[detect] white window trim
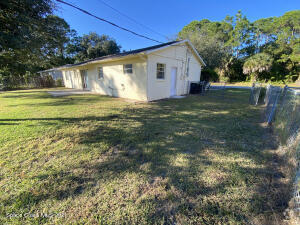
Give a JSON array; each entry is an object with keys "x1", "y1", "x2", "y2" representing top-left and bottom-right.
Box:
[
  {"x1": 123, "y1": 64, "x2": 133, "y2": 74},
  {"x1": 156, "y1": 63, "x2": 166, "y2": 80},
  {"x1": 98, "y1": 67, "x2": 104, "y2": 80}
]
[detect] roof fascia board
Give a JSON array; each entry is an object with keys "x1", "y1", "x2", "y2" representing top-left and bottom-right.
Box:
[{"x1": 59, "y1": 53, "x2": 146, "y2": 70}]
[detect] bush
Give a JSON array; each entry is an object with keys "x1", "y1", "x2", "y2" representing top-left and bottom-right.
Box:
[
  {"x1": 0, "y1": 67, "x2": 21, "y2": 90},
  {"x1": 225, "y1": 58, "x2": 245, "y2": 82},
  {"x1": 219, "y1": 76, "x2": 230, "y2": 83},
  {"x1": 41, "y1": 75, "x2": 55, "y2": 87},
  {"x1": 201, "y1": 69, "x2": 219, "y2": 82},
  {"x1": 0, "y1": 69, "x2": 58, "y2": 90},
  {"x1": 55, "y1": 78, "x2": 64, "y2": 87}
]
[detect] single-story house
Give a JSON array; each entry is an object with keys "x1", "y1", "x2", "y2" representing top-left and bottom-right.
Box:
[
  {"x1": 59, "y1": 39, "x2": 206, "y2": 101},
  {"x1": 38, "y1": 68, "x2": 64, "y2": 81}
]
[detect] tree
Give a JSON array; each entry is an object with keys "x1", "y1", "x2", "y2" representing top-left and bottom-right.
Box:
[
  {"x1": 275, "y1": 10, "x2": 300, "y2": 44},
  {"x1": 0, "y1": 14, "x2": 74, "y2": 72},
  {"x1": 253, "y1": 17, "x2": 276, "y2": 49},
  {"x1": 178, "y1": 10, "x2": 299, "y2": 82},
  {"x1": 0, "y1": 0, "x2": 55, "y2": 88},
  {"x1": 0, "y1": 0, "x2": 54, "y2": 51},
  {"x1": 185, "y1": 30, "x2": 229, "y2": 69},
  {"x1": 67, "y1": 32, "x2": 121, "y2": 62},
  {"x1": 177, "y1": 12, "x2": 251, "y2": 81},
  {"x1": 39, "y1": 15, "x2": 75, "y2": 67},
  {"x1": 0, "y1": 1, "x2": 79, "y2": 89},
  {"x1": 226, "y1": 11, "x2": 254, "y2": 57},
  {"x1": 178, "y1": 19, "x2": 232, "y2": 44},
  {"x1": 243, "y1": 53, "x2": 273, "y2": 81}
]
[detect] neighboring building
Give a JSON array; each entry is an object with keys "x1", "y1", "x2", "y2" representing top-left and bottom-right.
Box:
[
  {"x1": 59, "y1": 40, "x2": 206, "y2": 101},
  {"x1": 38, "y1": 68, "x2": 63, "y2": 81}
]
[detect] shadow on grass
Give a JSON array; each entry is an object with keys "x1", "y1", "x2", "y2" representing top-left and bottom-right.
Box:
[
  {"x1": 0, "y1": 115, "x2": 119, "y2": 123},
  {"x1": 0, "y1": 122, "x2": 20, "y2": 125},
  {"x1": 1, "y1": 89, "x2": 291, "y2": 224},
  {"x1": 5, "y1": 94, "x2": 116, "y2": 108},
  {"x1": 4, "y1": 173, "x2": 94, "y2": 206}
]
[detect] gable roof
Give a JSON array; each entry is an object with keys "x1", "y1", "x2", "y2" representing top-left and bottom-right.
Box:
[
  {"x1": 59, "y1": 40, "x2": 205, "y2": 69},
  {"x1": 146, "y1": 39, "x2": 206, "y2": 66}
]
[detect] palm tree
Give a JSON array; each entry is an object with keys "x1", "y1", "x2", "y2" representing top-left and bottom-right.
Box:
[{"x1": 243, "y1": 53, "x2": 273, "y2": 81}]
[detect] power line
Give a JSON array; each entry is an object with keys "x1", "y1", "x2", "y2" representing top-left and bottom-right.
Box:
[
  {"x1": 56, "y1": 0, "x2": 163, "y2": 44},
  {"x1": 96, "y1": 0, "x2": 168, "y2": 40}
]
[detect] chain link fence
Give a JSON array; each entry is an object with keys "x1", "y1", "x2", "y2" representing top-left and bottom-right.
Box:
[
  {"x1": 249, "y1": 83, "x2": 262, "y2": 105},
  {"x1": 0, "y1": 74, "x2": 63, "y2": 90},
  {"x1": 275, "y1": 88, "x2": 300, "y2": 145},
  {"x1": 261, "y1": 84, "x2": 300, "y2": 219},
  {"x1": 292, "y1": 143, "x2": 300, "y2": 219},
  {"x1": 264, "y1": 85, "x2": 283, "y2": 124},
  {"x1": 208, "y1": 82, "x2": 226, "y2": 98}
]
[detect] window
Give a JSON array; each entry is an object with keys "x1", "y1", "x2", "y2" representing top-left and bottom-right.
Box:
[
  {"x1": 156, "y1": 63, "x2": 165, "y2": 79},
  {"x1": 98, "y1": 67, "x2": 104, "y2": 79},
  {"x1": 123, "y1": 64, "x2": 133, "y2": 74}
]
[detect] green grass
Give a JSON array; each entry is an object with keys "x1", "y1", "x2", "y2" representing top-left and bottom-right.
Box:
[
  {"x1": 223, "y1": 81, "x2": 300, "y2": 88},
  {"x1": 0, "y1": 89, "x2": 289, "y2": 224}
]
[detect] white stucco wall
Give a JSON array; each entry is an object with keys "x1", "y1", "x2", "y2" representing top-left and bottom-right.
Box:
[
  {"x1": 146, "y1": 44, "x2": 202, "y2": 101},
  {"x1": 62, "y1": 70, "x2": 82, "y2": 89},
  {"x1": 62, "y1": 57, "x2": 148, "y2": 101},
  {"x1": 188, "y1": 51, "x2": 202, "y2": 82}
]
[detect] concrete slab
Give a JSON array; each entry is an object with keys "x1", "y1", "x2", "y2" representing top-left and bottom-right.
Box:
[{"x1": 170, "y1": 95, "x2": 186, "y2": 99}]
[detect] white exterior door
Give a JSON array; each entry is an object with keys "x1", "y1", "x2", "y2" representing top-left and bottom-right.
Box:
[
  {"x1": 170, "y1": 67, "x2": 177, "y2": 96},
  {"x1": 80, "y1": 70, "x2": 89, "y2": 90},
  {"x1": 70, "y1": 71, "x2": 74, "y2": 88}
]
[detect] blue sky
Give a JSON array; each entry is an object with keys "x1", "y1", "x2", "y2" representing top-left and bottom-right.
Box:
[{"x1": 55, "y1": 0, "x2": 299, "y2": 51}]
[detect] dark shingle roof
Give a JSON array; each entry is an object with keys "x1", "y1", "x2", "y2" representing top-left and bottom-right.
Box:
[{"x1": 64, "y1": 40, "x2": 180, "y2": 68}]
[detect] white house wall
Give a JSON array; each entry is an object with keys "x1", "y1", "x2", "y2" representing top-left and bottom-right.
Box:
[
  {"x1": 62, "y1": 70, "x2": 82, "y2": 89},
  {"x1": 62, "y1": 57, "x2": 148, "y2": 101},
  {"x1": 147, "y1": 44, "x2": 202, "y2": 101},
  {"x1": 188, "y1": 51, "x2": 202, "y2": 82}
]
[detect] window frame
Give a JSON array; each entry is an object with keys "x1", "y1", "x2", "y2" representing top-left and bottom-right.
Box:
[
  {"x1": 156, "y1": 63, "x2": 166, "y2": 80},
  {"x1": 123, "y1": 64, "x2": 133, "y2": 74},
  {"x1": 98, "y1": 66, "x2": 104, "y2": 80}
]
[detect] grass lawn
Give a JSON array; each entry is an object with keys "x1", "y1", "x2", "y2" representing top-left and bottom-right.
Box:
[
  {"x1": 219, "y1": 81, "x2": 300, "y2": 88},
  {"x1": 0, "y1": 89, "x2": 290, "y2": 224}
]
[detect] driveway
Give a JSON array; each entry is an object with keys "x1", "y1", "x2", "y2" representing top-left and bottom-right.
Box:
[{"x1": 48, "y1": 89, "x2": 92, "y2": 97}]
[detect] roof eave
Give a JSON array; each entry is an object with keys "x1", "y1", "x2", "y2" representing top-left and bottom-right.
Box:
[{"x1": 59, "y1": 53, "x2": 147, "y2": 70}]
